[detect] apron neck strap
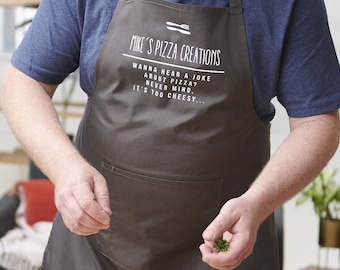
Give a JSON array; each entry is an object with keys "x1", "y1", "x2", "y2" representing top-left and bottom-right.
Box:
[{"x1": 229, "y1": 0, "x2": 242, "y2": 14}]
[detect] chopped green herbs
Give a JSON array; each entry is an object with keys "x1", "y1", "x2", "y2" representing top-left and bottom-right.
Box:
[{"x1": 215, "y1": 239, "x2": 230, "y2": 252}]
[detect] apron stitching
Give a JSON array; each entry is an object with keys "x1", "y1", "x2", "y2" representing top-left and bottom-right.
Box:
[{"x1": 229, "y1": 0, "x2": 243, "y2": 15}]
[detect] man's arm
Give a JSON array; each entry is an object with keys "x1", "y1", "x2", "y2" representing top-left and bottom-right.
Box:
[
  {"x1": 1, "y1": 65, "x2": 111, "y2": 235},
  {"x1": 200, "y1": 110, "x2": 340, "y2": 270}
]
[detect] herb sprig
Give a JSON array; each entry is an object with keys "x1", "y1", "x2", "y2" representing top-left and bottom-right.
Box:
[{"x1": 215, "y1": 239, "x2": 230, "y2": 252}]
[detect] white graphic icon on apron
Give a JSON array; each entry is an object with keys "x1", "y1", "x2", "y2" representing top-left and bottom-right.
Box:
[{"x1": 166, "y1": 21, "x2": 191, "y2": 35}]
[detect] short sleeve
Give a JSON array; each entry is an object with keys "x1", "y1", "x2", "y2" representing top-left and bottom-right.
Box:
[
  {"x1": 11, "y1": 0, "x2": 82, "y2": 85},
  {"x1": 277, "y1": 0, "x2": 340, "y2": 117}
]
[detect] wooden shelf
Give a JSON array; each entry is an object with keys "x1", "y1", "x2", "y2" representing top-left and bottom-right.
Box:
[
  {"x1": 303, "y1": 266, "x2": 337, "y2": 270},
  {"x1": 0, "y1": 148, "x2": 29, "y2": 165},
  {"x1": 0, "y1": 0, "x2": 40, "y2": 6},
  {"x1": 0, "y1": 101, "x2": 85, "y2": 118},
  {"x1": 54, "y1": 101, "x2": 86, "y2": 118}
]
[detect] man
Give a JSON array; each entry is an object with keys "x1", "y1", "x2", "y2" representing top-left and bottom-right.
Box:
[{"x1": 1, "y1": 0, "x2": 340, "y2": 269}]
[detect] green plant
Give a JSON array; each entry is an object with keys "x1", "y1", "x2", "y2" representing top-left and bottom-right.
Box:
[
  {"x1": 296, "y1": 168, "x2": 340, "y2": 220},
  {"x1": 215, "y1": 239, "x2": 230, "y2": 252}
]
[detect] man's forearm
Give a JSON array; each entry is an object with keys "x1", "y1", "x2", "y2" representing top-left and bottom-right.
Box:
[
  {"x1": 243, "y1": 110, "x2": 340, "y2": 223},
  {"x1": 1, "y1": 65, "x2": 84, "y2": 181}
]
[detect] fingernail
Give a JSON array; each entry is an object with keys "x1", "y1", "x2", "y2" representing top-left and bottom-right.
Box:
[
  {"x1": 104, "y1": 206, "x2": 112, "y2": 215},
  {"x1": 203, "y1": 231, "x2": 215, "y2": 240}
]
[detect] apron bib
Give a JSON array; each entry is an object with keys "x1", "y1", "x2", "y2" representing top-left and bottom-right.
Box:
[{"x1": 42, "y1": 1, "x2": 280, "y2": 269}]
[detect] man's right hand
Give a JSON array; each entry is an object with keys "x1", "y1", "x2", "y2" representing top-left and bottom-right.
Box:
[{"x1": 54, "y1": 161, "x2": 112, "y2": 235}]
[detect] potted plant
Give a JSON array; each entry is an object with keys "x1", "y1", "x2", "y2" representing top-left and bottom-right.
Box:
[{"x1": 296, "y1": 168, "x2": 340, "y2": 248}]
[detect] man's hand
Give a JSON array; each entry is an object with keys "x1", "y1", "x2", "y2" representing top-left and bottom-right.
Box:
[
  {"x1": 199, "y1": 110, "x2": 340, "y2": 269},
  {"x1": 200, "y1": 196, "x2": 259, "y2": 270},
  {"x1": 54, "y1": 161, "x2": 112, "y2": 236}
]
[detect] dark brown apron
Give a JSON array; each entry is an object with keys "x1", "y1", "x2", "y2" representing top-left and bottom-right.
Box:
[{"x1": 42, "y1": 0, "x2": 280, "y2": 269}]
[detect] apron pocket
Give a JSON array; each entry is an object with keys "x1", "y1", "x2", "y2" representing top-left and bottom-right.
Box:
[{"x1": 98, "y1": 162, "x2": 222, "y2": 269}]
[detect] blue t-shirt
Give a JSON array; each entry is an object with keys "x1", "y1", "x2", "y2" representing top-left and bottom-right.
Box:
[{"x1": 11, "y1": 0, "x2": 340, "y2": 123}]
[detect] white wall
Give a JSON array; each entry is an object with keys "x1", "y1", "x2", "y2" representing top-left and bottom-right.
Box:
[
  {"x1": 277, "y1": 1, "x2": 340, "y2": 269},
  {"x1": 326, "y1": 0, "x2": 340, "y2": 57},
  {"x1": 0, "y1": 6, "x2": 36, "y2": 53}
]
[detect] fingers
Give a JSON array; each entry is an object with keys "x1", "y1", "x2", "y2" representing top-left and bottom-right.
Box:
[
  {"x1": 200, "y1": 232, "x2": 254, "y2": 270},
  {"x1": 55, "y1": 170, "x2": 111, "y2": 236},
  {"x1": 200, "y1": 197, "x2": 258, "y2": 270},
  {"x1": 73, "y1": 180, "x2": 111, "y2": 227},
  {"x1": 60, "y1": 195, "x2": 107, "y2": 236},
  {"x1": 92, "y1": 175, "x2": 112, "y2": 216},
  {"x1": 202, "y1": 213, "x2": 234, "y2": 242}
]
